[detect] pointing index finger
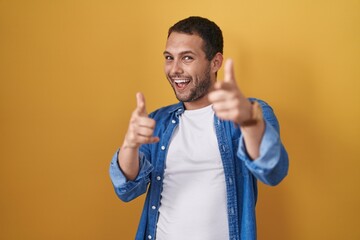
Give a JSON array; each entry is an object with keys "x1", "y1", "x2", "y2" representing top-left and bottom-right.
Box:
[
  {"x1": 224, "y1": 59, "x2": 236, "y2": 84},
  {"x1": 136, "y1": 92, "x2": 147, "y2": 115}
]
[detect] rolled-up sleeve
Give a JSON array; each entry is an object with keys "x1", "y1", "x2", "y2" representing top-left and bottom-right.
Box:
[{"x1": 109, "y1": 150, "x2": 153, "y2": 202}]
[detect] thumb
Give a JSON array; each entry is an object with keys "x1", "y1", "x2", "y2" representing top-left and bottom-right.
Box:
[
  {"x1": 224, "y1": 59, "x2": 236, "y2": 84},
  {"x1": 136, "y1": 92, "x2": 147, "y2": 115}
]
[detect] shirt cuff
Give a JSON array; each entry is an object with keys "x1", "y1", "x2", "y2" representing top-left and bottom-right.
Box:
[
  {"x1": 109, "y1": 149, "x2": 154, "y2": 189},
  {"x1": 109, "y1": 149, "x2": 128, "y2": 187}
]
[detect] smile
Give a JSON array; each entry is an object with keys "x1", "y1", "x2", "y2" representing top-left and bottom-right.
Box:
[{"x1": 173, "y1": 79, "x2": 191, "y2": 90}]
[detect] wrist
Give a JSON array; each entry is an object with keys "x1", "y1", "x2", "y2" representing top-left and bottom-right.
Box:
[{"x1": 122, "y1": 138, "x2": 139, "y2": 150}]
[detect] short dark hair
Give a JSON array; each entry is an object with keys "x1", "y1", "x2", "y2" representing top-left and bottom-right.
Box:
[{"x1": 168, "y1": 16, "x2": 223, "y2": 61}]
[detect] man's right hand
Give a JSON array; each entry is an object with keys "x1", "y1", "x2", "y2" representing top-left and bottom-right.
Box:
[{"x1": 122, "y1": 92, "x2": 159, "y2": 149}]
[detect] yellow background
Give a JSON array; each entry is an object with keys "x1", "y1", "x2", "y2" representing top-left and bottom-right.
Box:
[{"x1": 1, "y1": 0, "x2": 359, "y2": 239}]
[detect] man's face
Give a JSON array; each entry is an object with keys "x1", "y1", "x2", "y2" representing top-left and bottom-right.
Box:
[{"x1": 164, "y1": 32, "x2": 215, "y2": 105}]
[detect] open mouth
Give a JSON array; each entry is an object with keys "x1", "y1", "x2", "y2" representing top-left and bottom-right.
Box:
[{"x1": 174, "y1": 79, "x2": 191, "y2": 90}]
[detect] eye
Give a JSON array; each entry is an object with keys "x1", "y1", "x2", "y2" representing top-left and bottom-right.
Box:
[
  {"x1": 164, "y1": 55, "x2": 173, "y2": 61},
  {"x1": 183, "y1": 56, "x2": 194, "y2": 62}
]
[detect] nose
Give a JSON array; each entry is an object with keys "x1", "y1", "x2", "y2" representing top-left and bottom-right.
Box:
[{"x1": 169, "y1": 59, "x2": 184, "y2": 75}]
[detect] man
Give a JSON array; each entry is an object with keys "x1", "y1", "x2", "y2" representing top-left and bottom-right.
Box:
[{"x1": 110, "y1": 16, "x2": 289, "y2": 240}]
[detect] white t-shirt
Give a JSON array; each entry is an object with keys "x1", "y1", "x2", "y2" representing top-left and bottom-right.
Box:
[{"x1": 155, "y1": 105, "x2": 229, "y2": 240}]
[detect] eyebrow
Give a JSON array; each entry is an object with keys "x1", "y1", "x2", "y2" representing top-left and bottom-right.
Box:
[{"x1": 163, "y1": 50, "x2": 196, "y2": 56}]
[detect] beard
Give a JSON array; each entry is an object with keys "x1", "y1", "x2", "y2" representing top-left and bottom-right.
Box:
[{"x1": 169, "y1": 66, "x2": 212, "y2": 103}]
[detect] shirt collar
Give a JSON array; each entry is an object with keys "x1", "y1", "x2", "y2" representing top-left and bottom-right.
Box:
[{"x1": 167, "y1": 102, "x2": 185, "y2": 117}]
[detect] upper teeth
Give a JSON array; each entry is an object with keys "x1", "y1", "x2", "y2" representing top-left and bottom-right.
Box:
[{"x1": 174, "y1": 80, "x2": 190, "y2": 83}]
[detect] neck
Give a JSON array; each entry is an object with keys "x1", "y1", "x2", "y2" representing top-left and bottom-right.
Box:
[{"x1": 183, "y1": 93, "x2": 211, "y2": 110}]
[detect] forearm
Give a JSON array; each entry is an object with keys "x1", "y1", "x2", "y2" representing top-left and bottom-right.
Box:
[
  {"x1": 118, "y1": 143, "x2": 140, "y2": 181},
  {"x1": 238, "y1": 119, "x2": 289, "y2": 186},
  {"x1": 110, "y1": 147, "x2": 153, "y2": 202},
  {"x1": 240, "y1": 118, "x2": 265, "y2": 160}
]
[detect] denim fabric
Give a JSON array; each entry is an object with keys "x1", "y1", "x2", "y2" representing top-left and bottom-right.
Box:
[{"x1": 109, "y1": 99, "x2": 289, "y2": 240}]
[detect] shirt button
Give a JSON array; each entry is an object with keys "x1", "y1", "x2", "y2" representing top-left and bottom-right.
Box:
[
  {"x1": 171, "y1": 119, "x2": 176, "y2": 124},
  {"x1": 148, "y1": 235, "x2": 152, "y2": 239},
  {"x1": 161, "y1": 146, "x2": 165, "y2": 150},
  {"x1": 156, "y1": 176, "x2": 161, "y2": 181},
  {"x1": 151, "y1": 205, "x2": 156, "y2": 210}
]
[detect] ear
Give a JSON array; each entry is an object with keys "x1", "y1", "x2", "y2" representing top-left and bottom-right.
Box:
[{"x1": 211, "y1": 52, "x2": 223, "y2": 73}]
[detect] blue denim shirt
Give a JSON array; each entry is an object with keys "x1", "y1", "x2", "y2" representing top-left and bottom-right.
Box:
[{"x1": 110, "y1": 99, "x2": 289, "y2": 240}]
